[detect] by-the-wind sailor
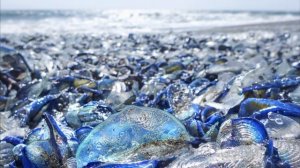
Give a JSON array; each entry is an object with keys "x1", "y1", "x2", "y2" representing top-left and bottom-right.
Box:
[
  {"x1": 168, "y1": 144, "x2": 266, "y2": 168},
  {"x1": 76, "y1": 105, "x2": 192, "y2": 168},
  {"x1": 274, "y1": 140, "x2": 300, "y2": 168},
  {"x1": 262, "y1": 112, "x2": 300, "y2": 139},
  {"x1": 239, "y1": 98, "x2": 300, "y2": 119},
  {"x1": 217, "y1": 118, "x2": 269, "y2": 147},
  {"x1": 85, "y1": 160, "x2": 167, "y2": 168},
  {"x1": 23, "y1": 114, "x2": 78, "y2": 168},
  {"x1": 167, "y1": 82, "x2": 195, "y2": 120},
  {"x1": 66, "y1": 101, "x2": 114, "y2": 129}
]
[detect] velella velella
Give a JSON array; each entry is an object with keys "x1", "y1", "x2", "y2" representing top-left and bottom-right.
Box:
[
  {"x1": 168, "y1": 143, "x2": 266, "y2": 168},
  {"x1": 261, "y1": 112, "x2": 300, "y2": 139},
  {"x1": 239, "y1": 98, "x2": 300, "y2": 119},
  {"x1": 273, "y1": 139, "x2": 300, "y2": 168},
  {"x1": 217, "y1": 118, "x2": 269, "y2": 147},
  {"x1": 76, "y1": 105, "x2": 192, "y2": 167},
  {"x1": 166, "y1": 82, "x2": 196, "y2": 120},
  {"x1": 66, "y1": 101, "x2": 114, "y2": 129},
  {"x1": 13, "y1": 94, "x2": 61, "y2": 128},
  {"x1": 20, "y1": 113, "x2": 78, "y2": 168}
]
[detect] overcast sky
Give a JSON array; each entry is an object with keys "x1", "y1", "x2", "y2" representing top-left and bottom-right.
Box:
[{"x1": 1, "y1": 0, "x2": 300, "y2": 11}]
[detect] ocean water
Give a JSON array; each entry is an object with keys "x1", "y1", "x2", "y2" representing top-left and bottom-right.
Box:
[{"x1": 1, "y1": 10, "x2": 300, "y2": 34}]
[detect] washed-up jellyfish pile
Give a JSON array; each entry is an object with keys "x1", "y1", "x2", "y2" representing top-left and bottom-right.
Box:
[{"x1": 0, "y1": 30, "x2": 300, "y2": 168}]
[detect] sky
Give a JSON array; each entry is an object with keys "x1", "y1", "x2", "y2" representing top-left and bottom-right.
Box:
[{"x1": 1, "y1": 0, "x2": 300, "y2": 11}]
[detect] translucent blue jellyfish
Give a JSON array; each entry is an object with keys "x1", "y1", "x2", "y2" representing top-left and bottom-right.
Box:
[{"x1": 76, "y1": 105, "x2": 192, "y2": 168}]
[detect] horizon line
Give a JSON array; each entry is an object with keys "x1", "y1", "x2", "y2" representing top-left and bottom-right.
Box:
[{"x1": 1, "y1": 8, "x2": 300, "y2": 13}]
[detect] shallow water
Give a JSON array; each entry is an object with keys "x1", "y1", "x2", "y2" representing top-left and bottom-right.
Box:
[{"x1": 1, "y1": 10, "x2": 300, "y2": 34}]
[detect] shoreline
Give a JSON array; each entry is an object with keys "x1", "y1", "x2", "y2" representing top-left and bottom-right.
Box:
[
  {"x1": 197, "y1": 19, "x2": 300, "y2": 33},
  {"x1": 1, "y1": 20, "x2": 299, "y2": 36}
]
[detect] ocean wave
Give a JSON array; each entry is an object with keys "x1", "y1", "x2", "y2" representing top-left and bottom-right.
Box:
[{"x1": 1, "y1": 10, "x2": 299, "y2": 34}]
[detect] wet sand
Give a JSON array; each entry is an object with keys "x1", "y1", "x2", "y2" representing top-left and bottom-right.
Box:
[{"x1": 203, "y1": 19, "x2": 300, "y2": 33}]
